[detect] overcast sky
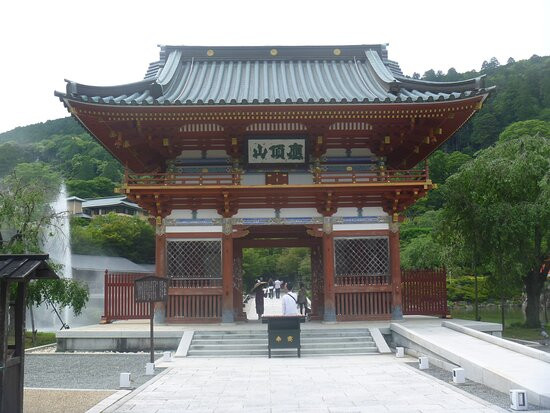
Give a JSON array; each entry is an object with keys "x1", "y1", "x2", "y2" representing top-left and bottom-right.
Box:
[{"x1": 0, "y1": 0, "x2": 548, "y2": 134}]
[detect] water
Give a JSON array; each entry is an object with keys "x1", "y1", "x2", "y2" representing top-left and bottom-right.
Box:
[{"x1": 30, "y1": 183, "x2": 72, "y2": 332}]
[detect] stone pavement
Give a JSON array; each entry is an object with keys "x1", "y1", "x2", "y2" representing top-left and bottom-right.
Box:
[{"x1": 103, "y1": 355, "x2": 504, "y2": 412}]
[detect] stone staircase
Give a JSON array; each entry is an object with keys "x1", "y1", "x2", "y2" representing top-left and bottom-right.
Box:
[{"x1": 186, "y1": 328, "x2": 379, "y2": 357}]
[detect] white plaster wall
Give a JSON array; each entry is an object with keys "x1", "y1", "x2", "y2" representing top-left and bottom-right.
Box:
[
  {"x1": 325, "y1": 148, "x2": 347, "y2": 157},
  {"x1": 279, "y1": 208, "x2": 321, "y2": 218},
  {"x1": 166, "y1": 209, "x2": 221, "y2": 219},
  {"x1": 233, "y1": 208, "x2": 275, "y2": 218},
  {"x1": 333, "y1": 223, "x2": 389, "y2": 231},
  {"x1": 207, "y1": 150, "x2": 228, "y2": 159},
  {"x1": 351, "y1": 148, "x2": 374, "y2": 157},
  {"x1": 288, "y1": 173, "x2": 314, "y2": 185},
  {"x1": 241, "y1": 173, "x2": 265, "y2": 185},
  {"x1": 167, "y1": 210, "x2": 193, "y2": 219},
  {"x1": 179, "y1": 150, "x2": 202, "y2": 159},
  {"x1": 166, "y1": 226, "x2": 222, "y2": 234},
  {"x1": 334, "y1": 207, "x2": 387, "y2": 217}
]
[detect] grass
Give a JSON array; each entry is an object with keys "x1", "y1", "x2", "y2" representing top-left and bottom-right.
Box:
[
  {"x1": 7, "y1": 331, "x2": 57, "y2": 349},
  {"x1": 451, "y1": 306, "x2": 549, "y2": 342}
]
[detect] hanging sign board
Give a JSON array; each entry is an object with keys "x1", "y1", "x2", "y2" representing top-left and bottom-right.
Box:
[
  {"x1": 247, "y1": 138, "x2": 307, "y2": 166},
  {"x1": 135, "y1": 276, "x2": 169, "y2": 302}
]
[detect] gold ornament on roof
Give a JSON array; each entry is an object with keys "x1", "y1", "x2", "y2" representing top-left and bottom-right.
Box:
[
  {"x1": 207, "y1": 49, "x2": 215, "y2": 57},
  {"x1": 333, "y1": 48, "x2": 341, "y2": 56},
  {"x1": 270, "y1": 49, "x2": 278, "y2": 56}
]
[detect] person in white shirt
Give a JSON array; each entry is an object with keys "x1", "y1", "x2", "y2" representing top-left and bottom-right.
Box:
[
  {"x1": 282, "y1": 282, "x2": 299, "y2": 316},
  {"x1": 274, "y1": 278, "x2": 282, "y2": 299}
]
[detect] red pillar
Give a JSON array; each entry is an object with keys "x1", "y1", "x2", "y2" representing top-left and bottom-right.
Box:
[
  {"x1": 222, "y1": 234, "x2": 234, "y2": 323},
  {"x1": 322, "y1": 232, "x2": 336, "y2": 321},
  {"x1": 154, "y1": 230, "x2": 167, "y2": 322},
  {"x1": 389, "y1": 227, "x2": 403, "y2": 319}
]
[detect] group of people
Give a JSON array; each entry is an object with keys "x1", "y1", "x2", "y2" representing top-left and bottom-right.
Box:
[{"x1": 253, "y1": 278, "x2": 309, "y2": 319}]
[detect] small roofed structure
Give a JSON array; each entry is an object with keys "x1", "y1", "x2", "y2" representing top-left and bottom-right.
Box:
[{"x1": 0, "y1": 254, "x2": 59, "y2": 413}]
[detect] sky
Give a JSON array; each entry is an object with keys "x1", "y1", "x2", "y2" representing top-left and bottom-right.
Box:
[{"x1": 0, "y1": 0, "x2": 548, "y2": 134}]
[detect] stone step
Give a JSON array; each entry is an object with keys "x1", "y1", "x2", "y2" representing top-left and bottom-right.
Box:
[
  {"x1": 187, "y1": 347, "x2": 379, "y2": 357},
  {"x1": 190, "y1": 342, "x2": 377, "y2": 351},
  {"x1": 193, "y1": 334, "x2": 373, "y2": 344}
]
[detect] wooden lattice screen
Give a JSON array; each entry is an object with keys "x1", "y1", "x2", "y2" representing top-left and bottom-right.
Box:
[{"x1": 401, "y1": 268, "x2": 448, "y2": 317}]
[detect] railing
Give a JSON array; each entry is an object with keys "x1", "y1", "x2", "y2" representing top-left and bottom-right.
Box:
[
  {"x1": 103, "y1": 271, "x2": 152, "y2": 323},
  {"x1": 124, "y1": 168, "x2": 428, "y2": 187},
  {"x1": 314, "y1": 169, "x2": 428, "y2": 184},
  {"x1": 126, "y1": 171, "x2": 241, "y2": 186},
  {"x1": 402, "y1": 268, "x2": 448, "y2": 317},
  {"x1": 335, "y1": 291, "x2": 392, "y2": 320},
  {"x1": 103, "y1": 272, "x2": 224, "y2": 323}
]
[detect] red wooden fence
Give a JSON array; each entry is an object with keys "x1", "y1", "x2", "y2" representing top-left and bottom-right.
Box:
[
  {"x1": 402, "y1": 268, "x2": 448, "y2": 317},
  {"x1": 103, "y1": 271, "x2": 152, "y2": 323}
]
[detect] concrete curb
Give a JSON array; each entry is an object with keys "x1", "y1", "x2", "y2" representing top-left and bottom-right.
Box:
[
  {"x1": 175, "y1": 330, "x2": 194, "y2": 357},
  {"x1": 368, "y1": 327, "x2": 391, "y2": 353},
  {"x1": 101, "y1": 367, "x2": 172, "y2": 412},
  {"x1": 442, "y1": 321, "x2": 550, "y2": 363}
]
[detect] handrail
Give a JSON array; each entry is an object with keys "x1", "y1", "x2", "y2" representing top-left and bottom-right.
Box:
[
  {"x1": 125, "y1": 168, "x2": 428, "y2": 186},
  {"x1": 313, "y1": 169, "x2": 428, "y2": 184}
]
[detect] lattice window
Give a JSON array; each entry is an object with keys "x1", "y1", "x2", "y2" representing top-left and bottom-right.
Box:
[
  {"x1": 334, "y1": 237, "x2": 389, "y2": 277},
  {"x1": 167, "y1": 240, "x2": 222, "y2": 279}
]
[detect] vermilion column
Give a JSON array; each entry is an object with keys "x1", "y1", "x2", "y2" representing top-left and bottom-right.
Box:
[
  {"x1": 154, "y1": 224, "x2": 167, "y2": 322},
  {"x1": 221, "y1": 233, "x2": 234, "y2": 323},
  {"x1": 389, "y1": 226, "x2": 403, "y2": 319},
  {"x1": 322, "y1": 231, "x2": 336, "y2": 322}
]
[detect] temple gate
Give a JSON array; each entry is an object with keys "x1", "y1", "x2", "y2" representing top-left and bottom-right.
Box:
[{"x1": 57, "y1": 44, "x2": 492, "y2": 322}]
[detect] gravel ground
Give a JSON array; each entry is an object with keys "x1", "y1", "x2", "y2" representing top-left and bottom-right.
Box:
[
  {"x1": 24, "y1": 389, "x2": 115, "y2": 413},
  {"x1": 405, "y1": 362, "x2": 546, "y2": 411},
  {"x1": 25, "y1": 353, "x2": 165, "y2": 390}
]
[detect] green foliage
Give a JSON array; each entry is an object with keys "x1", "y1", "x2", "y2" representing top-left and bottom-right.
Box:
[
  {"x1": 441, "y1": 133, "x2": 550, "y2": 324},
  {"x1": 0, "y1": 163, "x2": 62, "y2": 253},
  {"x1": 401, "y1": 234, "x2": 443, "y2": 269},
  {"x1": 0, "y1": 164, "x2": 89, "y2": 317},
  {"x1": 27, "y1": 278, "x2": 89, "y2": 316},
  {"x1": 0, "y1": 117, "x2": 82, "y2": 144},
  {"x1": 242, "y1": 248, "x2": 311, "y2": 292},
  {"x1": 498, "y1": 119, "x2": 550, "y2": 142},
  {"x1": 66, "y1": 177, "x2": 116, "y2": 198},
  {"x1": 447, "y1": 276, "x2": 490, "y2": 302},
  {"x1": 71, "y1": 213, "x2": 155, "y2": 264}
]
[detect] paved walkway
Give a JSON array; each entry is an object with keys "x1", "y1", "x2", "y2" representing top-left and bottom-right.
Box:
[{"x1": 104, "y1": 355, "x2": 504, "y2": 412}]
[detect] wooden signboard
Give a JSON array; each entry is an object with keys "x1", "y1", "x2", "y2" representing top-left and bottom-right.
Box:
[
  {"x1": 134, "y1": 276, "x2": 169, "y2": 303},
  {"x1": 134, "y1": 276, "x2": 169, "y2": 363}
]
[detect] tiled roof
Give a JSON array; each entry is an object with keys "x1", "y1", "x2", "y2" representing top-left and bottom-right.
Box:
[
  {"x1": 56, "y1": 45, "x2": 492, "y2": 106},
  {"x1": 72, "y1": 254, "x2": 154, "y2": 273},
  {"x1": 82, "y1": 196, "x2": 141, "y2": 209},
  {"x1": 0, "y1": 255, "x2": 59, "y2": 281}
]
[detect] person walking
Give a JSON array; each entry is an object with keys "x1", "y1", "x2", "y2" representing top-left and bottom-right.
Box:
[
  {"x1": 297, "y1": 283, "x2": 308, "y2": 315},
  {"x1": 252, "y1": 281, "x2": 266, "y2": 320},
  {"x1": 268, "y1": 278, "x2": 274, "y2": 299},
  {"x1": 274, "y1": 278, "x2": 282, "y2": 299},
  {"x1": 282, "y1": 282, "x2": 299, "y2": 316}
]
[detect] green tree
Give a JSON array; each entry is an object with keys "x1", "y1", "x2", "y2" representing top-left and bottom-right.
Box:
[
  {"x1": 66, "y1": 176, "x2": 116, "y2": 198},
  {"x1": 441, "y1": 133, "x2": 550, "y2": 327},
  {"x1": 0, "y1": 164, "x2": 89, "y2": 338},
  {"x1": 498, "y1": 120, "x2": 550, "y2": 142},
  {"x1": 71, "y1": 213, "x2": 155, "y2": 264}
]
